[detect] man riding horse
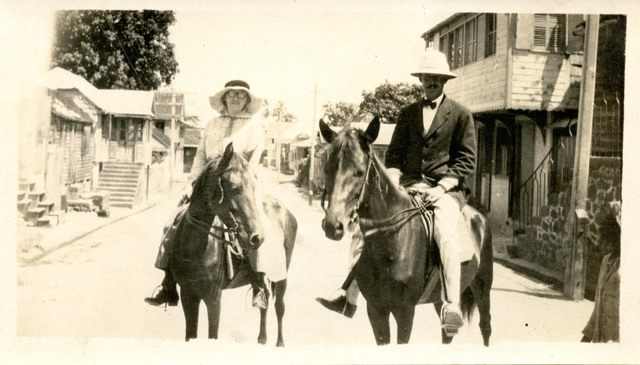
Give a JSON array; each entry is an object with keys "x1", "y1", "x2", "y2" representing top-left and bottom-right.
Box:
[{"x1": 317, "y1": 49, "x2": 477, "y2": 335}]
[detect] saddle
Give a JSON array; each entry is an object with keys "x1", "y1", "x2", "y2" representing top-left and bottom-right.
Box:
[{"x1": 407, "y1": 193, "x2": 475, "y2": 305}]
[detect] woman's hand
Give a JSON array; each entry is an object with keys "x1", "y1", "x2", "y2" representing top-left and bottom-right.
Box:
[{"x1": 178, "y1": 183, "x2": 193, "y2": 205}]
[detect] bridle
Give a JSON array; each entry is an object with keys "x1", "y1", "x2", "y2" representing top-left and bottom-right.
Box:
[
  {"x1": 322, "y1": 145, "x2": 432, "y2": 238},
  {"x1": 184, "y1": 168, "x2": 245, "y2": 258},
  {"x1": 321, "y1": 146, "x2": 374, "y2": 228}
]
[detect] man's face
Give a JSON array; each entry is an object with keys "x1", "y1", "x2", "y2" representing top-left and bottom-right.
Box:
[{"x1": 419, "y1": 74, "x2": 448, "y2": 101}]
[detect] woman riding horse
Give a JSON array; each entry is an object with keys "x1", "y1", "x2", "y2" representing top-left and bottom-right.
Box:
[
  {"x1": 317, "y1": 50, "x2": 479, "y2": 337},
  {"x1": 145, "y1": 80, "x2": 286, "y2": 310}
]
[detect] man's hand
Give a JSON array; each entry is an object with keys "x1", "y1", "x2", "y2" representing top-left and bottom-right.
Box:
[
  {"x1": 406, "y1": 183, "x2": 446, "y2": 205},
  {"x1": 422, "y1": 185, "x2": 446, "y2": 205}
]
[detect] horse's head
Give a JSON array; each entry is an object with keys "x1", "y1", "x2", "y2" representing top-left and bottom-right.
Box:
[
  {"x1": 319, "y1": 116, "x2": 380, "y2": 240},
  {"x1": 192, "y1": 143, "x2": 265, "y2": 250}
]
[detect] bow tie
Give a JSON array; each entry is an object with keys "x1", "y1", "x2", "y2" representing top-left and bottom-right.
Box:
[{"x1": 422, "y1": 99, "x2": 437, "y2": 109}]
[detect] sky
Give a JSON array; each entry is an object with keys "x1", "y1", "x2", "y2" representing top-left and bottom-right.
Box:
[{"x1": 167, "y1": 2, "x2": 452, "y2": 125}]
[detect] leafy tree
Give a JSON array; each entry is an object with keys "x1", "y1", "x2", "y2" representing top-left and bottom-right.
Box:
[
  {"x1": 359, "y1": 81, "x2": 423, "y2": 123},
  {"x1": 321, "y1": 101, "x2": 360, "y2": 127},
  {"x1": 51, "y1": 10, "x2": 179, "y2": 90},
  {"x1": 265, "y1": 100, "x2": 297, "y2": 123}
]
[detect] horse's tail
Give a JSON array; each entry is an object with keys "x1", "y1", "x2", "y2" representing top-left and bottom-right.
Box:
[{"x1": 460, "y1": 285, "x2": 476, "y2": 322}]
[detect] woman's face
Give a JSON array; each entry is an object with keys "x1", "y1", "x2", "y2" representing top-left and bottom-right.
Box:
[{"x1": 224, "y1": 90, "x2": 249, "y2": 114}]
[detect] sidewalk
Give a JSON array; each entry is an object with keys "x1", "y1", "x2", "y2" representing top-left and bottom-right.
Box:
[
  {"x1": 492, "y1": 231, "x2": 565, "y2": 290},
  {"x1": 17, "y1": 182, "x2": 186, "y2": 265}
]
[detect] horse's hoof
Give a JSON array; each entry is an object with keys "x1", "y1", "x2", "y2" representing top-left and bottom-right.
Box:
[
  {"x1": 257, "y1": 336, "x2": 267, "y2": 345},
  {"x1": 276, "y1": 341, "x2": 285, "y2": 347}
]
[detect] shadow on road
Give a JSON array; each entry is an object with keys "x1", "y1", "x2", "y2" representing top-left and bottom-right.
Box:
[{"x1": 491, "y1": 286, "x2": 583, "y2": 301}]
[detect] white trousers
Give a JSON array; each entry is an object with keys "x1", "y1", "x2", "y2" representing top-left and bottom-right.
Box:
[
  {"x1": 346, "y1": 192, "x2": 462, "y2": 305},
  {"x1": 249, "y1": 192, "x2": 287, "y2": 282}
]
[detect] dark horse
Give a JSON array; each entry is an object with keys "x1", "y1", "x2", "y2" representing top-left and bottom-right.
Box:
[
  {"x1": 170, "y1": 143, "x2": 297, "y2": 345},
  {"x1": 319, "y1": 117, "x2": 492, "y2": 346}
]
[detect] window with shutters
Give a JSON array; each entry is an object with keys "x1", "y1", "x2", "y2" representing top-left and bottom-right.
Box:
[
  {"x1": 485, "y1": 13, "x2": 496, "y2": 57},
  {"x1": 446, "y1": 32, "x2": 455, "y2": 69},
  {"x1": 454, "y1": 26, "x2": 464, "y2": 68},
  {"x1": 438, "y1": 14, "x2": 492, "y2": 69},
  {"x1": 464, "y1": 18, "x2": 477, "y2": 65},
  {"x1": 534, "y1": 13, "x2": 566, "y2": 52}
]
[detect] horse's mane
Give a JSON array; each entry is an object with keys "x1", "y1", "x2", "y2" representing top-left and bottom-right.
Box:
[{"x1": 192, "y1": 155, "x2": 224, "y2": 190}]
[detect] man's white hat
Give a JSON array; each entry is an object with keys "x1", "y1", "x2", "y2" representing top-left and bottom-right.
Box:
[{"x1": 411, "y1": 49, "x2": 457, "y2": 79}]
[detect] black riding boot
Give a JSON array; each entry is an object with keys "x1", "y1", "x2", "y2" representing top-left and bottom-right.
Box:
[
  {"x1": 315, "y1": 265, "x2": 358, "y2": 318},
  {"x1": 144, "y1": 270, "x2": 179, "y2": 306}
]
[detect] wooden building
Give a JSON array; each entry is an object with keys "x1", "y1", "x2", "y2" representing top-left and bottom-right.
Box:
[
  {"x1": 43, "y1": 68, "x2": 155, "y2": 209},
  {"x1": 422, "y1": 13, "x2": 625, "y2": 299}
]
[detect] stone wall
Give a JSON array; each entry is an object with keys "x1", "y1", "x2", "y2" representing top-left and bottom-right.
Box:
[
  {"x1": 584, "y1": 157, "x2": 622, "y2": 299},
  {"x1": 515, "y1": 189, "x2": 571, "y2": 272},
  {"x1": 513, "y1": 157, "x2": 622, "y2": 279}
]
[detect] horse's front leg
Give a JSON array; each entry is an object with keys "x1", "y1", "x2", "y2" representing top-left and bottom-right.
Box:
[
  {"x1": 255, "y1": 285, "x2": 268, "y2": 345},
  {"x1": 205, "y1": 290, "x2": 222, "y2": 339},
  {"x1": 273, "y1": 280, "x2": 287, "y2": 347},
  {"x1": 180, "y1": 289, "x2": 200, "y2": 341},
  {"x1": 392, "y1": 304, "x2": 416, "y2": 344},
  {"x1": 366, "y1": 301, "x2": 391, "y2": 345}
]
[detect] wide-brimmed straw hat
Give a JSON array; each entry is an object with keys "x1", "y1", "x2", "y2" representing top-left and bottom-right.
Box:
[
  {"x1": 209, "y1": 80, "x2": 265, "y2": 115},
  {"x1": 410, "y1": 49, "x2": 457, "y2": 79}
]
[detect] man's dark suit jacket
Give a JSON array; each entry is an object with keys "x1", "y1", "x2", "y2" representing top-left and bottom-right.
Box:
[{"x1": 384, "y1": 95, "x2": 477, "y2": 209}]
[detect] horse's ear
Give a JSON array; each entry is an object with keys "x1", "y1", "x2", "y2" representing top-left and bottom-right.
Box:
[
  {"x1": 364, "y1": 116, "x2": 380, "y2": 143},
  {"x1": 319, "y1": 118, "x2": 336, "y2": 143},
  {"x1": 243, "y1": 147, "x2": 257, "y2": 164},
  {"x1": 217, "y1": 142, "x2": 234, "y2": 173}
]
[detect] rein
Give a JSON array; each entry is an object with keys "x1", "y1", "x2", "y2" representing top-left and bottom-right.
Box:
[
  {"x1": 184, "y1": 205, "x2": 245, "y2": 259},
  {"x1": 359, "y1": 198, "x2": 431, "y2": 237}
]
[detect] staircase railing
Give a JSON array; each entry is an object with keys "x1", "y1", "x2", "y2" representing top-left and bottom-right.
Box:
[{"x1": 512, "y1": 123, "x2": 575, "y2": 235}]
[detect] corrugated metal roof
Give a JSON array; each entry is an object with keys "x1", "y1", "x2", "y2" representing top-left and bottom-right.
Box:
[
  {"x1": 45, "y1": 67, "x2": 105, "y2": 110},
  {"x1": 181, "y1": 116, "x2": 204, "y2": 129},
  {"x1": 183, "y1": 128, "x2": 202, "y2": 147},
  {"x1": 97, "y1": 89, "x2": 155, "y2": 117},
  {"x1": 45, "y1": 67, "x2": 155, "y2": 117},
  {"x1": 51, "y1": 92, "x2": 95, "y2": 123}
]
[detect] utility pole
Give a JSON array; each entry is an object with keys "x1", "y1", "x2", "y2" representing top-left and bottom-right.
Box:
[
  {"x1": 308, "y1": 83, "x2": 318, "y2": 206},
  {"x1": 564, "y1": 14, "x2": 599, "y2": 300}
]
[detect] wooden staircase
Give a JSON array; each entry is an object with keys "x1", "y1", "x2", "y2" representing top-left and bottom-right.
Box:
[
  {"x1": 97, "y1": 161, "x2": 144, "y2": 208},
  {"x1": 17, "y1": 181, "x2": 65, "y2": 227}
]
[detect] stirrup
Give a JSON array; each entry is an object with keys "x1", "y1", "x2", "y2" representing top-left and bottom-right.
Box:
[
  {"x1": 145, "y1": 285, "x2": 179, "y2": 308},
  {"x1": 440, "y1": 304, "x2": 463, "y2": 336}
]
